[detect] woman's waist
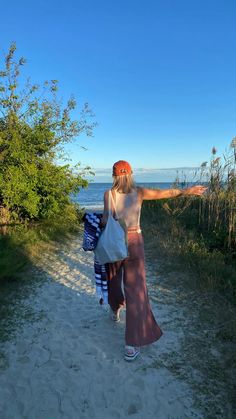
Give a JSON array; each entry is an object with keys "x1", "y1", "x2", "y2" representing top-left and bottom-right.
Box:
[{"x1": 126, "y1": 225, "x2": 142, "y2": 234}]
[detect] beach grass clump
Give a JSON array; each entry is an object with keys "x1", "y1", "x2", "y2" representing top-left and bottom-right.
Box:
[{"x1": 141, "y1": 146, "x2": 236, "y2": 298}]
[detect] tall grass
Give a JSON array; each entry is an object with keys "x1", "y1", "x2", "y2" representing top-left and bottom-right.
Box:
[
  {"x1": 197, "y1": 146, "x2": 236, "y2": 251},
  {"x1": 142, "y1": 146, "x2": 236, "y2": 298}
]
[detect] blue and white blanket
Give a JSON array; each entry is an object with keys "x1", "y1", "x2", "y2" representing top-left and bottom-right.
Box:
[
  {"x1": 82, "y1": 212, "x2": 109, "y2": 304},
  {"x1": 82, "y1": 212, "x2": 102, "y2": 251}
]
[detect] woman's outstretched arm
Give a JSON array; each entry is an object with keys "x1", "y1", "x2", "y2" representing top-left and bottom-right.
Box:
[{"x1": 139, "y1": 185, "x2": 207, "y2": 200}]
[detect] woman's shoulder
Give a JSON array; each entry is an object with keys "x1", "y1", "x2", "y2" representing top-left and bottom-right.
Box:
[
  {"x1": 103, "y1": 189, "x2": 110, "y2": 201},
  {"x1": 104, "y1": 188, "x2": 111, "y2": 195}
]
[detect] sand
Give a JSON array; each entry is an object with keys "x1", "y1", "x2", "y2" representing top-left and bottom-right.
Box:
[{"x1": 0, "y1": 235, "x2": 203, "y2": 419}]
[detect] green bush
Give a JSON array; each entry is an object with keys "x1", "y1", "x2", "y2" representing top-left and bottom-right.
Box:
[{"x1": 0, "y1": 43, "x2": 95, "y2": 222}]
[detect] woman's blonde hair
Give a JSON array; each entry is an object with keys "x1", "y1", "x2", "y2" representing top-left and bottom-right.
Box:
[{"x1": 112, "y1": 174, "x2": 136, "y2": 193}]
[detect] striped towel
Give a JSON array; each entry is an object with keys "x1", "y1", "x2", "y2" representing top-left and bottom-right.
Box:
[
  {"x1": 94, "y1": 259, "x2": 108, "y2": 305},
  {"x1": 82, "y1": 212, "x2": 109, "y2": 304},
  {"x1": 82, "y1": 212, "x2": 102, "y2": 251}
]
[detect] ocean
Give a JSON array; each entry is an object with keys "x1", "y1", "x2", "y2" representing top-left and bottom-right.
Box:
[{"x1": 73, "y1": 182, "x2": 173, "y2": 211}]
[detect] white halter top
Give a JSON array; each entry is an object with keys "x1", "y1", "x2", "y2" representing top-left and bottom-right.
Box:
[{"x1": 111, "y1": 189, "x2": 141, "y2": 228}]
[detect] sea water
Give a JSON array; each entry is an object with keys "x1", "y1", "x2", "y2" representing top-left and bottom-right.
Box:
[{"x1": 73, "y1": 182, "x2": 173, "y2": 211}]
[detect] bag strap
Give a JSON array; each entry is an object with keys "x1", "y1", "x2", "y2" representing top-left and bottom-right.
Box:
[{"x1": 109, "y1": 190, "x2": 118, "y2": 218}]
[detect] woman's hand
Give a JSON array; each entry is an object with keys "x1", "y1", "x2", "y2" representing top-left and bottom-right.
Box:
[{"x1": 183, "y1": 185, "x2": 208, "y2": 196}]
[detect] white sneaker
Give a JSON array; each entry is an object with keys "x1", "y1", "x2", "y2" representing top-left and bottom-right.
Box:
[{"x1": 124, "y1": 346, "x2": 140, "y2": 361}]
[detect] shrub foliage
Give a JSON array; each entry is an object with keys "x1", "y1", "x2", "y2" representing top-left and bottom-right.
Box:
[{"x1": 0, "y1": 44, "x2": 95, "y2": 222}]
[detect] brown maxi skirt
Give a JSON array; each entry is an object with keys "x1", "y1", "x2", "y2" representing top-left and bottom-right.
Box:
[{"x1": 107, "y1": 229, "x2": 163, "y2": 347}]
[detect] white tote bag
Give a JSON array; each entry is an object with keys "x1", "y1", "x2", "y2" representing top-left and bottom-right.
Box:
[{"x1": 94, "y1": 190, "x2": 128, "y2": 264}]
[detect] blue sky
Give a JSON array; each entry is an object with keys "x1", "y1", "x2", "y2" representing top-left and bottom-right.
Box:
[{"x1": 1, "y1": 0, "x2": 236, "y2": 181}]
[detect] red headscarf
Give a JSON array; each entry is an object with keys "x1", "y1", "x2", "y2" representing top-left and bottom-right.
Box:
[{"x1": 112, "y1": 160, "x2": 133, "y2": 176}]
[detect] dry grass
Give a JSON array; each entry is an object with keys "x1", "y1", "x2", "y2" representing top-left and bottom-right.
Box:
[{"x1": 141, "y1": 147, "x2": 236, "y2": 298}]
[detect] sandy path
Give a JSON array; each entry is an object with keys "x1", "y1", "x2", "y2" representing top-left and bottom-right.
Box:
[{"x1": 0, "y1": 235, "x2": 215, "y2": 418}]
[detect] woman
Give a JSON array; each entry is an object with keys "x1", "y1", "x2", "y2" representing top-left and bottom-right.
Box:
[{"x1": 102, "y1": 160, "x2": 207, "y2": 361}]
